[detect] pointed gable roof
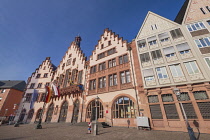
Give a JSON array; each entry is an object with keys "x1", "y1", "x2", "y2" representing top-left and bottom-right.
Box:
[
  {"x1": 136, "y1": 11, "x2": 180, "y2": 39},
  {"x1": 175, "y1": 0, "x2": 210, "y2": 24}
]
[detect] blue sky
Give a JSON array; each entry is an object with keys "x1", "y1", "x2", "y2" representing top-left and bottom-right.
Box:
[{"x1": 0, "y1": 0, "x2": 185, "y2": 81}]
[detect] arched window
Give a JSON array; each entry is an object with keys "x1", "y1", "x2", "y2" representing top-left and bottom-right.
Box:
[
  {"x1": 27, "y1": 109, "x2": 34, "y2": 120},
  {"x1": 112, "y1": 96, "x2": 136, "y2": 118},
  {"x1": 58, "y1": 101, "x2": 68, "y2": 122},
  {"x1": 86, "y1": 100, "x2": 104, "y2": 120},
  {"x1": 46, "y1": 103, "x2": 54, "y2": 122}
]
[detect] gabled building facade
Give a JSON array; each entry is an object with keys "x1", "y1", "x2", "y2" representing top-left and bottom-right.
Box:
[
  {"x1": 85, "y1": 29, "x2": 140, "y2": 127},
  {"x1": 31, "y1": 37, "x2": 87, "y2": 124},
  {"x1": 134, "y1": 0, "x2": 210, "y2": 133},
  {"x1": 0, "y1": 80, "x2": 26, "y2": 123},
  {"x1": 14, "y1": 57, "x2": 56, "y2": 124}
]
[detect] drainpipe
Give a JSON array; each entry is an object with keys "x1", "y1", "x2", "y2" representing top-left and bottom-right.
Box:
[{"x1": 128, "y1": 46, "x2": 140, "y2": 116}]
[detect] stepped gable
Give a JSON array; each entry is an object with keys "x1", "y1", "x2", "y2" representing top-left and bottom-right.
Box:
[
  {"x1": 28, "y1": 57, "x2": 56, "y2": 83},
  {"x1": 56, "y1": 37, "x2": 86, "y2": 74},
  {"x1": 89, "y1": 28, "x2": 127, "y2": 60}
]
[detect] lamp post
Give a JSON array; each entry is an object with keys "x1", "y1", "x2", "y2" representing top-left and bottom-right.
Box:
[
  {"x1": 173, "y1": 88, "x2": 196, "y2": 140},
  {"x1": 93, "y1": 96, "x2": 100, "y2": 136}
]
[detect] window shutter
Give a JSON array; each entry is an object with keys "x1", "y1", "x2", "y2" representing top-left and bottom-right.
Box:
[
  {"x1": 147, "y1": 36, "x2": 157, "y2": 42},
  {"x1": 143, "y1": 68, "x2": 154, "y2": 77},
  {"x1": 176, "y1": 43, "x2": 190, "y2": 51},
  {"x1": 163, "y1": 46, "x2": 175, "y2": 55},
  {"x1": 158, "y1": 32, "x2": 169, "y2": 40}
]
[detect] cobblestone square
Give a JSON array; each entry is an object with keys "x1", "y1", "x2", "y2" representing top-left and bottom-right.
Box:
[{"x1": 0, "y1": 123, "x2": 210, "y2": 140}]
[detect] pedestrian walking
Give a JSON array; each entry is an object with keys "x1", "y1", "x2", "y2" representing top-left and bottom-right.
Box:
[{"x1": 87, "y1": 122, "x2": 92, "y2": 134}]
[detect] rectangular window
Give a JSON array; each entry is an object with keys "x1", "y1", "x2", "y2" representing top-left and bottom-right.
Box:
[
  {"x1": 98, "y1": 77, "x2": 106, "y2": 88},
  {"x1": 204, "y1": 57, "x2": 210, "y2": 68},
  {"x1": 197, "y1": 102, "x2": 210, "y2": 119},
  {"x1": 90, "y1": 66, "x2": 97, "y2": 74},
  {"x1": 137, "y1": 40, "x2": 146, "y2": 49},
  {"x1": 151, "y1": 24, "x2": 157, "y2": 30},
  {"x1": 40, "y1": 93, "x2": 46, "y2": 102},
  {"x1": 170, "y1": 28, "x2": 183, "y2": 39},
  {"x1": 147, "y1": 36, "x2": 157, "y2": 45},
  {"x1": 143, "y1": 69, "x2": 154, "y2": 81},
  {"x1": 176, "y1": 42, "x2": 191, "y2": 53},
  {"x1": 158, "y1": 32, "x2": 169, "y2": 42},
  {"x1": 63, "y1": 69, "x2": 70, "y2": 88},
  {"x1": 207, "y1": 20, "x2": 210, "y2": 25},
  {"x1": 156, "y1": 67, "x2": 168, "y2": 79},
  {"x1": 1, "y1": 89, "x2": 6, "y2": 93},
  {"x1": 140, "y1": 52, "x2": 150, "y2": 63},
  {"x1": 169, "y1": 64, "x2": 183, "y2": 77},
  {"x1": 184, "y1": 61, "x2": 200, "y2": 75},
  {"x1": 162, "y1": 94, "x2": 174, "y2": 102},
  {"x1": 78, "y1": 70, "x2": 83, "y2": 84},
  {"x1": 25, "y1": 93, "x2": 32, "y2": 102},
  {"x1": 200, "y1": 8, "x2": 206, "y2": 14},
  {"x1": 37, "y1": 83, "x2": 42, "y2": 88},
  {"x1": 66, "y1": 58, "x2": 72, "y2": 66},
  {"x1": 108, "y1": 59, "x2": 116, "y2": 68},
  {"x1": 99, "y1": 62, "x2": 106, "y2": 71},
  {"x1": 181, "y1": 103, "x2": 197, "y2": 119},
  {"x1": 109, "y1": 74, "x2": 117, "y2": 86},
  {"x1": 195, "y1": 37, "x2": 210, "y2": 48},
  {"x1": 164, "y1": 104, "x2": 179, "y2": 119},
  {"x1": 107, "y1": 48, "x2": 116, "y2": 56},
  {"x1": 151, "y1": 50, "x2": 162, "y2": 60},
  {"x1": 163, "y1": 46, "x2": 175, "y2": 57},
  {"x1": 119, "y1": 54, "x2": 128, "y2": 64},
  {"x1": 45, "y1": 82, "x2": 50, "y2": 87},
  {"x1": 89, "y1": 79, "x2": 96, "y2": 90},
  {"x1": 193, "y1": 91, "x2": 209, "y2": 100},
  {"x1": 43, "y1": 73, "x2": 48, "y2": 78},
  {"x1": 29, "y1": 83, "x2": 35, "y2": 89},
  {"x1": 149, "y1": 105, "x2": 163, "y2": 119},
  {"x1": 120, "y1": 70, "x2": 131, "y2": 84},
  {"x1": 187, "y1": 22, "x2": 206, "y2": 32},
  {"x1": 36, "y1": 74, "x2": 41, "y2": 78},
  {"x1": 97, "y1": 52, "x2": 105, "y2": 59},
  {"x1": 148, "y1": 95, "x2": 159, "y2": 103},
  {"x1": 206, "y1": 6, "x2": 210, "y2": 12}
]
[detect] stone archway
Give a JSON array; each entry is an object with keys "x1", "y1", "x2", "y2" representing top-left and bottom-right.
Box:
[
  {"x1": 71, "y1": 99, "x2": 80, "y2": 124},
  {"x1": 45, "y1": 103, "x2": 54, "y2": 122},
  {"x1": 58, "y1": 101, "x2": 68, "y2": 122}
]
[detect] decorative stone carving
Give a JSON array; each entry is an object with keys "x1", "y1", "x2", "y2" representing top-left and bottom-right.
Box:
[
  {"x1": 190, "y1": 73, "x2": 204, "y2": 81},
  {"x1": 108, "y1": 67, "x2": 116, "y2": 73},
  {"x1": 145, "y1": 79, "x2": 156, "y2": 86},
  {"x1": 142, "y1": 61, "x2": 152, "y2": 67},
  {"x1": 120, "y1": 82, "x2": 133, "y2": 89},
  {"x1": 160, "y1": 40, "x2": 171, "y2": 46},
  {"x1": 149, "y1": 44, "x2": 159, "y2": 49},
  {"x1": 166, "y1": 55, "x2": 178, "y2": 62},
  {"x1": 173, "y1": 76, "x2": 187, "y2": 83},
  {"x1": 180, "y1": 52, "x2": 193, "y2": 59},
  {"x1": 109, "y1": 85, "x2": 118, "y2": 92},
  {"x1": 98, "y1": 87, "x2": 106, "y2": 93},
  {"x1": 153, "y1": 58, "x2": 164, "y2": 65},
  {"x1": 159, "y1": 78, "x2": 171, "y2": 85},
  {"x1": 139, "y1": 47, "x2": 147, "y2": 52},
  {"x1": 173, "y1": 37, "x2": 185, "y2": 42}
]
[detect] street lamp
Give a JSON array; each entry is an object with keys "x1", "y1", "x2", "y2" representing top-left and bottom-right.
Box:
[
  {"x1": 173, "y1": 88, "x2": 196, "y2": 140},
  {"x1": 93, "y1": 96, "x2": 100, "y2": 136}
]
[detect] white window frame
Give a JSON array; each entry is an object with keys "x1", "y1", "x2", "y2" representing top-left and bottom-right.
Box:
[
  {"x1": 156, "y1": 67, "x2": 168, "y2": 79},
  {"x1": 187, "y1": 22, "x2": 206, "y2": 32},
  {"x1": 169, "y1": 64, "x2": 184, "y2": 77},
  {"x1": 194, "y1": 37, "x2": 210, "y2": 48},
  {"x1": 204, "y1": 57, "x2": 210, "y2": 69},
  {"x1": 184, "y1": 61, "x2": 200, "y2": 75}
]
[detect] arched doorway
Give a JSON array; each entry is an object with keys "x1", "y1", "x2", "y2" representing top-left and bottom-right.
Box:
[
  {"x1": 19, "y1": 109, "x2": 26, "y2": 122},
  {"x1": 86, "y1": 100, "x2": 104, "y2": 121},
  {"x1": 45, "y1": 103, "x2": 54, "y2": 122},
  {"x1": 35, "y1": 109, "x2": 42, "y2": 122},
  {"x1": 112, "y1": 96, "x2": 136, "y2": 118},
  {"x1": 71, "y1": 99, "x2": 80, "y2": 124},
  {"x1": 58, "y1": 101, "x2": 68, "y2": 122}
]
